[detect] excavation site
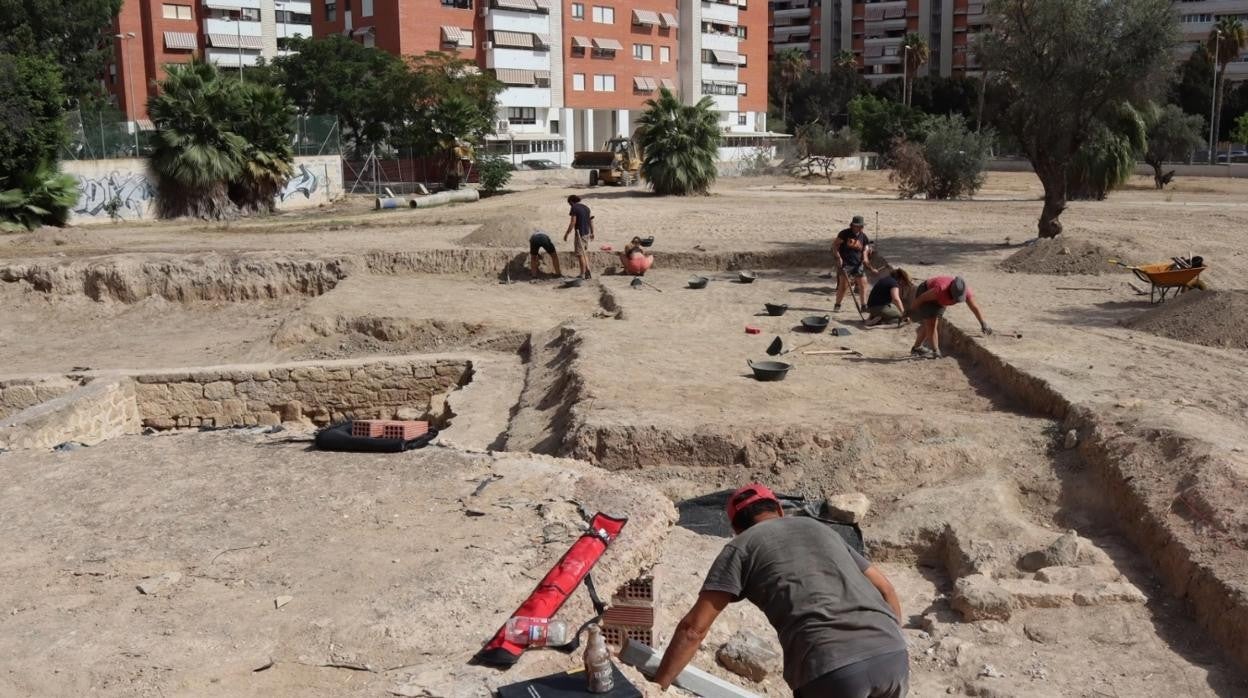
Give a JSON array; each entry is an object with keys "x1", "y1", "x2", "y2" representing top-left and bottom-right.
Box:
[{"x1": 1, "y1": 172, "x2": 1246, "y2": 697}]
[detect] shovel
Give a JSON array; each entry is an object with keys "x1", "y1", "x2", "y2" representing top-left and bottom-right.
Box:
[{"x1": 766, "y1": 336, "x2": 815, "y2": 357}]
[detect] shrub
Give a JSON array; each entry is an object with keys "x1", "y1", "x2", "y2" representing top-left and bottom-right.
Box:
[
  {"x1": 888, "y1": 139, "x2": 931, "y2": 199},
  {"x1": 0, "y1": 163, "x2": 79, "y2": 232},
  {"x1": 802, "y1": 125, "x2": 860, "y2": 158},
  {"x1": 477, "y1": 154, "x2": 512, "y2": 194},
  {"x1": 848, "y1": 94, "x2": 928, "y2": 154},
  {"x1": 922, "y1": 115, "x2": 993, "y2": 199}
]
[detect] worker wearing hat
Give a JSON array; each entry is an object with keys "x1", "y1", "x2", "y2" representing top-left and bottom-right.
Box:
[
  {"x1": 834, "y1": 215, "x2": 877, "y2": 312},
  {"x1": 654, "y1": 484, "x2": 909, "y2": 697},
  {"x1": 909, "y1": 275, "x2": 992, "y2": 358}
]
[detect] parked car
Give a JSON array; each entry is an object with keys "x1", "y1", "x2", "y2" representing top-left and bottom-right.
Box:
[
  {"x1": 521, "y1": 159, "x2": 562, "y2": 170},
  {"x1": 1216, "y1": 149, "x2": 1247, "y2": 163}
]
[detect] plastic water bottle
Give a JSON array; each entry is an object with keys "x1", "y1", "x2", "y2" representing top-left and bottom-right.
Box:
[{"x1": 504, "y1": 616, "x2": 570, "y2": 647}]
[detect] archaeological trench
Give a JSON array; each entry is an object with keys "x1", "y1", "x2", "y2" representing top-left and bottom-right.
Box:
[{"x1": 0, "y1": 247, "x2": 1244, "y2": 696}]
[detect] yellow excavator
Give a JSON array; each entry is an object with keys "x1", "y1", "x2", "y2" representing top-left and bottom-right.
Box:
[{"x1": 572, "y1": 136, "x2": 641, "y2": 186}]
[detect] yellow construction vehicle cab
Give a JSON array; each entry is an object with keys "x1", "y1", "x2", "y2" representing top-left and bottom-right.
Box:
[{"x1": 571, "y1": 136, "x2": 641, "y2": 186}]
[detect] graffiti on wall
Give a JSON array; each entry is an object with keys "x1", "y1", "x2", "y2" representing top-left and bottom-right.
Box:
[
  {"x1": 73, "y1": 171, "x2": 156, "y2": 219},
  {"x1": 278, "y1": 164, "x2": 321, "y2": 202}
]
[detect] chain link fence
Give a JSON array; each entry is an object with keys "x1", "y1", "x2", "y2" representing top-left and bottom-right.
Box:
[{"x1": 60, "y1": 112, "x2": 341, "y2": 160}]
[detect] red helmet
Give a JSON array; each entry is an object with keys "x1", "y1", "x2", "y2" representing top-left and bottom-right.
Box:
[{"x1": 726, "y1": 483, "x2": 780, "y2": 524}]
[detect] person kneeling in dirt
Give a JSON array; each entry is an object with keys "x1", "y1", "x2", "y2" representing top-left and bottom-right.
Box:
[
  {"x1": 528, "y1": 230, "x2": 562, "y2": 278},
  {"x1": 619, "y1": 237, "x2": 654, "y2": 276},
  {"x1": 654, "y1": 484, "x2": 909, "y2": 697},
  {"x1": 865, "y1": 268, "x2": 913, "y2": 327},
  {"x1": 909, "y1": 275, "x2": 992, "y2": 358}
]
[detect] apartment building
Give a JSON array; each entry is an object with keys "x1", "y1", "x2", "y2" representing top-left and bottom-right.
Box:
[
  {"x1": 1175, "y1": 4, "x2": 1248, "y2": 82},
  {"x1": 107, "y1": 0, "x2": 313, "y2": 121},
  {"x1": 312, "y1": 0, "x2": 769, "y2": 164}
]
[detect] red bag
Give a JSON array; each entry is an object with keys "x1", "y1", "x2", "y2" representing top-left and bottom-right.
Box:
[{"x1": 476, "y1": 512, "x2": 628, "y2": 667}]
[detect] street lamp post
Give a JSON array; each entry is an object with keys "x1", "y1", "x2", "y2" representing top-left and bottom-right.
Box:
[
  {"x1": 114, "y1": 32, "x2": 139, "y2": 155},
  {"x1": 902, "y1": 44, "x2": 912, "y2": 106},
  {"x1": 1209, "y1": 29, "x2": 1221, "y2": 163}
]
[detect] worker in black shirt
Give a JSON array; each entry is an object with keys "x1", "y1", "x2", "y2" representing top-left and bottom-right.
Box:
[
  {"x1": 834, "y1": 214, "x2": 876, "y2": 311},
  {"x1": 563, "y1": 195, "x2": 595, "y2": 280}
]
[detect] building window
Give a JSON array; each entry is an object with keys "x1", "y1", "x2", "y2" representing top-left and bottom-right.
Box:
[
  {"x1": 572, "y1": 73, "x2": 585, "y2": 90},
  {"x1": 593, "y1": 74, "x2": 615, "y2": 91},
  {"x1": 737, "y1": 114, "x2": 748, "y2": 126},
  {"x1": 325, "y1": 2, "x2": 337, "y2": 21},
  {"x1": 701, "y1": 81, "x2": 738, "y2": 95},
  {"x1": 660, "y1": 46, "x2": 670, "y2": 63},
  {"x1": 737, "y1": 83, "x2": 747, "y2": 95},
  {"x1": 572, "y1": 45, "x2": 586, "y2": 56},
  {"x1": 362, "y1": 0, "x2": 373, "y2": 16},
  {"x1": 241, "y1": 7, "x2": 260, "y2": 20},
  {"x1": 632, "y1": 44, "x2": 653, "y2": 60},
  {"x1": 550, "y1": 120, "x2": 560, "y2": 134},
  {"x1": 508, "y1": 107, "x2": 537, "y2": 125},
  {"x1": 571, "y1": 2, "x2": 584, "y2": 19},
  {"x1": 162, "y1": 3, "x2": 193, "y2": 20},
  {"x1": 592, "y1": 6, "x2": 614, "y2": 23},
  {"x1": 276, "y1": 10, "x2": 313, "y2": 23},
  {"x1": 442, "y1": 0, "x2": 473, "y2": 7},
  {"x1": 591, "y1": 46, "x2": 616, "y2": 58}
]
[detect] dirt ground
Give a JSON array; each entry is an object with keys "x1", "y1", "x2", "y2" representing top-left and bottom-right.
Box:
[{"x1": 1, "y1": 170, "x2": 1246, "y2": 697}]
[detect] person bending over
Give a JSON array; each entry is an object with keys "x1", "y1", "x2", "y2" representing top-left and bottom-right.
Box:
[
  {"x1": 528, "y1": 230, "x2": 562, "y2": 278},
  {"x1": 864, "y1": 268, "x2": 913, "y2": 326},
  {"x1": 834, "y1": 215, "x2": 876, "y2": 311},
  {"x1": 909, "y1": 275, "x2": 992, "y2": 358},
  {"x1": 619, "y1": 236, "x2": 654, "y2": 276},
  {"x1": 654, "y1": 484, "x2": 909, "y2": 698}
]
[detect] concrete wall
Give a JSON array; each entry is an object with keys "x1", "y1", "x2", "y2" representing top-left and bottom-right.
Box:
[
  {"x1": 986, "y1": 158, "x2": 1248, "y2": 179},
  {"x1": 0, "y1": 376, "x2": 80, "y2": 420},
  {"x1": 62, "y1": 154, "x2": 343, "y2": 224}
]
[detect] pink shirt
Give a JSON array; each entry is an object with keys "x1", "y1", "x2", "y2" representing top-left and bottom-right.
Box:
[
  {"x1": 624, "y1": 254, "x2": 653, "y2": 275},
  {"x1": 926, "y1": 276, "x2": 974, "y2": 306}
]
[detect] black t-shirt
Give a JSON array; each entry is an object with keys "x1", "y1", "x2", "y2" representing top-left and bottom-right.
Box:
[
  {"x1": 836, "y1": 228, "x2": 870, "y2": 267},
  {"x1": 569, "y1": 202, "x2": 592, "y2": 236},
  {"x1": 867, "y1": 276, "x2": 898, "y2": 308}
]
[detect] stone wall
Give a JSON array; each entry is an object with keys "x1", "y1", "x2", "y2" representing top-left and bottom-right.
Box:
[
  {"x1": 0, "y1": 376, "x2": 81, "y2": 420},
  {"x1": 62, "y1": 154, "x2": 343, "y2": 224},
  {"x1": 130, "y1": 357, "x2": 471, "y2": 430},
  {"x1": 0, "y1": 379, "x2": 141, "y2": 451}
]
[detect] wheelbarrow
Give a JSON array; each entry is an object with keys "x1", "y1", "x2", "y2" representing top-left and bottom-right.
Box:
[{"x1": 1122, "y1": 261, "x2": 1206, "y2": 304}]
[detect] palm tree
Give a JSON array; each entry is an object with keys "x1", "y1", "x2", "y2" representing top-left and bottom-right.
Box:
[
  {"x1": 833, "y1": 50, "x2": 857, "y2": 70},
  {"x1": 900, "y1": 34, "x2": 930, "y2": 107},
  {"x1": 229, "y1": 83, "x2": 296, "y2": 213},
  {"x1": 1208, "y1": 18, "x2": 1247, "y2": 150},
  {"x1": 0, "y1": 163, "x2": 79, "y2": 232},
  {"x1": 635, "y1": 87, "x2": 721, "y2": 196},
  {"x1": 772, "y1": 48, "x2": 809, "y2": 130},
  {"x1": 148, "y1": 60, "x2": 247, "y2": 219}
]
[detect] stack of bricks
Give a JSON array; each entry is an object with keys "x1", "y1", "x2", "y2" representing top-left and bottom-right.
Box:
[
  {"x1": 351, "y1": 419, "x2": 428, "y2": 440},
  {"x1": 602, "y1": 576, "x2": 656, "y2": 650}
]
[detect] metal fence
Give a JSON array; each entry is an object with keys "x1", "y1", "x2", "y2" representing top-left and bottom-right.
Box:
[{"x1": 60, "y1": 112, "x2": 341, "y2": 160}]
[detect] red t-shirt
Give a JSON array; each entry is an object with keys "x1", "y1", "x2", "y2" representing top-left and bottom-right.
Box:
[{"x1": 926, "y1": 276, "x2": 973, "y2": 306}]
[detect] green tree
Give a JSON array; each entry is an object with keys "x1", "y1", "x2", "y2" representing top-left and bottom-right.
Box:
[
  {"x1": 980, "y1": 0, "x2": 1177, "y2": 237},
  {"x1": 832, "y1": 50, "x2": 857, "y2": 69},
  {"x1": 922, "y1": 114, "x2": 994, "y2": 199},
  {"x1": 1067, "y1": 103, "x2": 1147, "y2": 200},
  {"x1": 271, "y1": 36, "x2": 408, "y2": 154},
  {"x1": 1144, "y1": 104, "x2": 1204, "y2": 188},
  {"x1": 849, "y1": 93, "x2": 929, "y2": 153},
  {"x1": 1233, "y1": 112, "x2": 1248, "y2": 145},
  {"x1": 0, "y1": 0, "x2": 123, "y2": 105},
  {"x1": 787, "y1": 65, "x2": 868, "y2": 130},
  {"x1": 0, "y1": 163, "x2": 78, "y2": 232},
  {"x1": 1169, "y1": 50, "x2": 1213, "y2": 126},
  {"x1": 1208, "y1": 19, "x2": 1247, "y2": 152},
  {"x1": 477, "y1": 154, "x2": 513, "y2": 195},
  {"x1": 148, "y1": 60, "x2": 295, "y2": 219},
  {"x1": 900, "y1": 33, "x2": 930, "y2": 107},
  {"x1": 0, "y1": 52, "x2": 67, "y2": 180},
  {"x1": 770, "y1": 48, "x2": 810, "y2": 130},
  {"x1": 635, "y1": 87, "x2": 721, "y2": 196}
]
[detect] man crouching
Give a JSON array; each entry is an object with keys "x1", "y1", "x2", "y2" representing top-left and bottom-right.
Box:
[{"x1": 654, "y1": 484, "x2": 909, "y2": 697}]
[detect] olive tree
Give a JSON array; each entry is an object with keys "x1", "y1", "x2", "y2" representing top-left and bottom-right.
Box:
[{"x1": 980, "y1": 0, "x2": 1177, "y2": 237}]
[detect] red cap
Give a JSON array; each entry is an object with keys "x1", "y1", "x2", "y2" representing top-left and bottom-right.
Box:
[{"x1": 726, "y1": 483, "x2": 780, "y2": 523}]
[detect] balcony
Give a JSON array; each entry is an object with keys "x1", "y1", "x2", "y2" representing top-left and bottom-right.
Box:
[
  {"x1": 773, "y1": 6, "x2": 811, "y2": 19},
  {"x1": 773, "y1": 40, "x2": 811, "y2": 51}
]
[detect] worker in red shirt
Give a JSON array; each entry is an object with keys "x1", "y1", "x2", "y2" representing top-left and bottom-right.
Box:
[{"x1": 909, "y1": 275, "x2": 992, "y2": 358}]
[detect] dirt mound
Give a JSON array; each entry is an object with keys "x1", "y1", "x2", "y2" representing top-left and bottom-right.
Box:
[
  {"x1": 1000, "y1": 238, "x2": 1123, "y2": 275},
  {"x1": 457, "y1": 206, "x2": 548, "y2": 248},
  {"x1": 1125, "y1": 290, "x2": 1248, "y2": 351}
]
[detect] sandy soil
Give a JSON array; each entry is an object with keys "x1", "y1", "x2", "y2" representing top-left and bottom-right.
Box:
[{"x1": 2, "y1": 170, "x2": 1247, "y2": 696}]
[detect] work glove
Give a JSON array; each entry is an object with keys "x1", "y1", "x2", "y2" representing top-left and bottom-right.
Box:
[{"x1": 981, "y1": 324, "x2": 994, "y2": 336}]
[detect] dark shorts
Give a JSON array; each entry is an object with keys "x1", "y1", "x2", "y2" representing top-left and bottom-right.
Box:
[
  {"x1": 841, "y1": 262, "x2": 866, "y2": 278},
  {"x1": 912, "y1": 281, "x2": 945, "y2": 320},
  {"x1": 529, "y1": 233, "x2": 556, "y2": 256},
  {"x1": 796, "y1": 649, "x2": 909, "y2": 698}
]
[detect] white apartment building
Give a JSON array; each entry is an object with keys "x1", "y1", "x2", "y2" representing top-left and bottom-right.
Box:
[{"x1": 202, "y1": 0, "x2": 313, "y2": 69}]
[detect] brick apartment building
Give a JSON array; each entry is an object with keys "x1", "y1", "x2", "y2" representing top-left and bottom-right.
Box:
[
  {"x1": 108, "y1": 0, "x2": 313, "y2": 121},
  {"x1": 312, "y1": 0, "x2": 769, "y2": 163},
  {"x1": 768, "y1": 0, "x2": 986, "y2": 80}
]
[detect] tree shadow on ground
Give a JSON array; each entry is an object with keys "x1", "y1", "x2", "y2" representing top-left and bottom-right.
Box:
[
  {"x1": 575, "y1": 189, "x2": 655, "y2": 201},
  {"x1": 1037, "y1": 298, "x2": 1153, "y2": 330}
]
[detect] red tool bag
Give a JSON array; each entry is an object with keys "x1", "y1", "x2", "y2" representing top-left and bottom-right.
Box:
[{"x1": 476, "y1": 512, "x2": 628, "y2": 667}]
